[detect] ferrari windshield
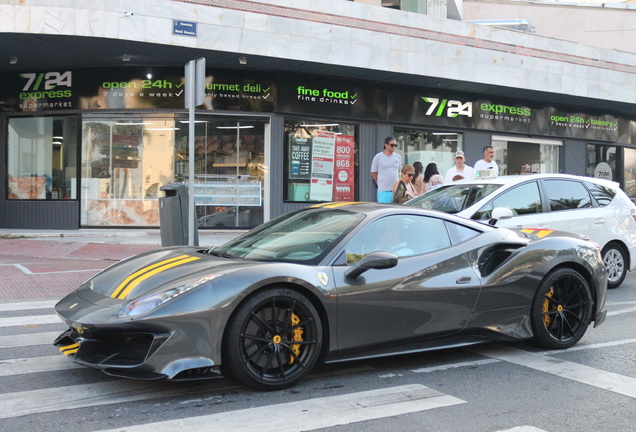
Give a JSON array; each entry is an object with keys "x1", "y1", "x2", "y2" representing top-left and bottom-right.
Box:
[
  {"x1": 406, "y1": 183, "x2": 503, "y2": 214},
  {"x1": 212, "y1": 208, "x2": 364, "y2": 263}
]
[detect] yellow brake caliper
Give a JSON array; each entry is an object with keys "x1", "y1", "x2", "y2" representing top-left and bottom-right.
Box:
[
  {"x1": 543, "y1": 286, "x2": 555, "y2": 327},
  {"x1": 289, "y1": 312, "x2": 303, "y2": 364}
]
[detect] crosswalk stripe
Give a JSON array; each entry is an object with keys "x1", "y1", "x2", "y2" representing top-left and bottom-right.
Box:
[
  {"x1": 0, "y1": 355, "x2": 83, "y2": 376},
  {"x1": 471, "y1": 344, "x2": 636, "y2": 399},
  {"x1": 94, "y1": 384, "x2": 466, "y2": 432},
  {"x1": 0, "y1": 300, "x2": 57, "y2": 312},
  {"x1": 0, "y1": 331, "x2": 61, "y2": 348},
  {"x1": 0, "y1": 314, "x2": 62, "y2": 328},
  {"x1": 0, "y1": 380, "x2": 224, "y2": 420}
]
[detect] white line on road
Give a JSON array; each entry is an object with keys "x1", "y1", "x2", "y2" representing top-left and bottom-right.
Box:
[
  {"x1": 0, "y1": 354, "x2": 83, "y2": 376},
  {"x1": 94, "y1": 384, "x2": 466, "y2": 432},
  {"x1": 0, "y1": 314, "x2": 62, "y2": 328},
  {"x1": 0, "y1": 300, "x2": 57, "y2": 312},
  {"x1": 0, "y1": 263, "x2": 102, "y2": 275},
  {"x1": 471, "y1": 344, "x2": 636, "y2": 399},
  {"x1": 0, "y1": 331, "x2": 61, "y2": 348},
  {"x1": 0, "y1": 380, "x2": 225, "y2": 420}
]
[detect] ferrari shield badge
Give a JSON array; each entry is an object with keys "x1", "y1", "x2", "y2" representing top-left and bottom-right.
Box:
[{"x1": 317, "y1": 272, "x2": 329, "y2": 286}]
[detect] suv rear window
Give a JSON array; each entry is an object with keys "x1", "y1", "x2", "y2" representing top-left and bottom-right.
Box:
[
  {"x1": 543, "y1": 180, "x2": 593, "y2": 211},
  {"x1": 584, "y1": 181, "x2": 616, "y2": 207}
]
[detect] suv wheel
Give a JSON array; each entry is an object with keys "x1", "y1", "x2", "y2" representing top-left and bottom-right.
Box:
[{"x1": 603, "y1": 243, "x2": 627, "y2": 289}]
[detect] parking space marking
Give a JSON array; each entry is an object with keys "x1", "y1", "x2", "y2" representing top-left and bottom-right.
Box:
[
  {"x1": 93, "y1": 385, "x2": 466, "y2": 432},
  {"x1": 0, "y1": 263, "x2": 102, "y2": 275},
  {"x1": 471, "y1": 345, "x2": 636, "y2": 399}
]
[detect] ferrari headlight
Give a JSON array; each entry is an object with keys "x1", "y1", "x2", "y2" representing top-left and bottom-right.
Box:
[{"x1": 118, "y1": 274, "x2": 223, "y2": 317}]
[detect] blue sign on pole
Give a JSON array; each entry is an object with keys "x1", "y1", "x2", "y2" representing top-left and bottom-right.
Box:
[{"x1": 173, "y1": 20, "x2": 197, "y2": 37}]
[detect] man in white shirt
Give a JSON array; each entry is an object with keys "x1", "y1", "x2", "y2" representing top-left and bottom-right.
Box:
[
  {"x1": 473, "y1": 145, "x2": 499, "y2": 176},
  {"x1": 445, "y1": 150, "x2": 476, "y2": 183},
  {"x1": 370, "y1": 136, "x2": 402, "y2": 203}
]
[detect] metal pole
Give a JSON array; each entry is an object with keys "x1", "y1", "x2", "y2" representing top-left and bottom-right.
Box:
[{"x1": 187, "y1": 60, "x2": 196, "y2": 246}]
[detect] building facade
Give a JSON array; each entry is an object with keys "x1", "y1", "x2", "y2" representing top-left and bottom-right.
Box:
[{"x1": 1, "y1": 0, "x2": 635, "y2": 229}]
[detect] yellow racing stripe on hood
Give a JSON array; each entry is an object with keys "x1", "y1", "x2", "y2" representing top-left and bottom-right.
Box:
[{"x1": 111, "y1": 254, "x2": 200, "y2": 299}]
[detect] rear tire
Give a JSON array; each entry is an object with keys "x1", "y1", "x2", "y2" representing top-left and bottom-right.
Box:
[
  {"x1": 224, "y1": 287, "x2": 322, "y2": 390},
  {"x1": 530, "y1": 268, "x2": 592, "y2": 349},
  {"x1": 603, "y1": 243, "x2": 627, "y2": 289}
]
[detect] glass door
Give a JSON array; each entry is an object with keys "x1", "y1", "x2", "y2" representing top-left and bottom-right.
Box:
[{"x1": 175, "y1": 117, "x2": 267, "y2": 229}]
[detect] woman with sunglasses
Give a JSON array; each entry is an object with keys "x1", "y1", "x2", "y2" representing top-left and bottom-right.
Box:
[{"x1": 392, "y1": 164, "x2": 418, "y2": 204}]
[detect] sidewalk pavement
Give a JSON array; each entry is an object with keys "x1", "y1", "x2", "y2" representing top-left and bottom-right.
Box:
[{"x1": 0, "y1": 228, "x2": 244, "y2": 301}]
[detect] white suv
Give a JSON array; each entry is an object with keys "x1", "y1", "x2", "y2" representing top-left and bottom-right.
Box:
[{"x1": 406, "y1": 173, "x2": 636, "y2": 288}]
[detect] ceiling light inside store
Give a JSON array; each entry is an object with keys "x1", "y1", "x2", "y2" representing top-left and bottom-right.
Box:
[
  {"x1": 216, "y1": 125, "x2": 254, "y2": 130},
  {"x1": 179, "y1": 120, "x2": 209, "y2": 124},
  {"x1": 302, "y1": 123, "x2": 339, "y2": 127},
  {"x1": 146, "y1": 127, "x2": 181, "y2": 131},
  {"x1": 122, "y1": 54, "x2": 132, "y2": 62},
  {"x1": 239, "y1": 57, "x2": 247, "y2": 64},
  {"x1": 9, "y1": 56, "x2": 17, "y2": 64},
  {"x1": 52, "y1": 136, "x2": 64, "y2": 140},
  {"x1": 114, "y1": 122, "x2": 152, "y2": 125}
]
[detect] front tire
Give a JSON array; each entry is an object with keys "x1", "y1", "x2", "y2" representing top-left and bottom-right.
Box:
[
  {"x1": 224, "y1": 288, "x2": 322, "y2": 390},
  {"x1": 530, "y1": 268, "x2": 592, "y2": 349},
  {"x1": 603, "y1": 243, "x2": 627, "y2": 289}
]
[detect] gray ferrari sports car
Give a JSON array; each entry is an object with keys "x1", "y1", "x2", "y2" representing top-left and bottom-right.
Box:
[{"x1": 54, "y1": 203, "x2": 607, "y2": 390}]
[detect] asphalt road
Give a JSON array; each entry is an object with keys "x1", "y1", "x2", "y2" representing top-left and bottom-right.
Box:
[{"x1": 1, "y1": 252, "x2": 635, "y2": 432}]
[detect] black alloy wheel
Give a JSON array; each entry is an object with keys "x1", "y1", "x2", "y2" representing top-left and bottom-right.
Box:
[
  {"x1": 225, "y1": 288, "x2": 323, "y2": 390},
  {"x1": 530, "y1": 268, "x2": 593, "y2": 349}
]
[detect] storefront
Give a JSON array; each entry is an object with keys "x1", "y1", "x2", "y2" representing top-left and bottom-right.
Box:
[{"x1": 1, "y1": 66, "x2": 635, "y2": 229}]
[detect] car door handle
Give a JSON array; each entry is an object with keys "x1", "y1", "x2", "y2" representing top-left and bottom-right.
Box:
[
  {"x1": 456, "y1": 276, "x2": 472, "y2": 284},
  {"x1": 594, "y1": 217, "x2": 606, "y2": 225}
]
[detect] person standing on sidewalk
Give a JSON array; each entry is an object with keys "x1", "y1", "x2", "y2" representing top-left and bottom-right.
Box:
[
  {"x1": 474, "y1": 145, "x2": 499, "y2": 176},
  {"x1": 445, "y1": 150, "x2": 475, "y2": 183},
  {"x1": 370, "y1": 136, "x2": 402, "y2": 203}
]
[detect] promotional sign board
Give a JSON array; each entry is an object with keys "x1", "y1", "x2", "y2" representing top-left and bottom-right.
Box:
[
  {"x1": 332, "y1": 135, "x2": 355, "y2": 201},
  {"x1": 1, "y1": 67, "x2": 274, "y2": 113},
  {"x1": 276, "y1": 76, "x2": 387, "y2": 121},
  {"x1": 388, "y1": 91, "x2": 620, "y2": 142},
  {"x1": 309, "y1": 131, "x2": 337, "y2": 201}
]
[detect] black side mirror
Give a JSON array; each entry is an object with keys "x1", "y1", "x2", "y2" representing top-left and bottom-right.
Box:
[{"x1": 345, "y1": 251, "x2": 398, "y2": 279}]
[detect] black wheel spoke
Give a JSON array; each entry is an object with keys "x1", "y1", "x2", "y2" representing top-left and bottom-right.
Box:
[{"x1": 249, "y1": 310, "x2": 274, "y2": 334}]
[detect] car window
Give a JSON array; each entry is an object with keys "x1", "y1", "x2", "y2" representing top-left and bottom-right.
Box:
[
  {"x1": 445, "y1": 221, "x2": 481, "y2": 244},
  {"x1": 584, "y1": 181, "x2": 615, "y2": 207},
  {"x1": 543, "y1": 180, "x2": 592, "y2": 211},
  {"x1": 345, "y1": 215, "x2": 452, "y2": 264},
  {"x1": 472, "y1": 181, "x2": 542, "y2": 220},
  {"x1": 406, "y1": 183, "x2": 502, "y2": 214}
]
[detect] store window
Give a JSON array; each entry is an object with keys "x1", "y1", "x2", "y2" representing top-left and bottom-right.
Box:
[
  {"x1": 624, "y1": 148, "x2": 636, "y2": 200},
  {"x1": 81, "y1": 117, "x2": 175, "y2": 226},
  {"x1": 393, "y1": 128, "x2": 463, "y2": 176},
  {"x1": 176, "y1": 117, "x2": 266, "y2": 229},
  {"x1": 284, "y1": 119, "x2": 357, "y2": 203},
  {"x1": 7, "y1": 116, "x2": 78, "y2": 200},
  {"x1": 492, "y1": 136, "x2": 560, "y2": 175},
  {"x1": 81, "y1": 116, "x2": 267, "y2": 228},
  {"x1": 587, "y1": 144, "x2": 617, "y2": 182}
]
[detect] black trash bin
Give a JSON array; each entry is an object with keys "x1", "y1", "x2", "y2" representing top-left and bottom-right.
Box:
[{"x1": 159, "y1": 183, "x2": 199, "y2": 247}]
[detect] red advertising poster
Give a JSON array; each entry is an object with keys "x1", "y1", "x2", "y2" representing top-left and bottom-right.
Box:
[{"x1": 332, "y1": 135, "x2": 355, "y2": 201}]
